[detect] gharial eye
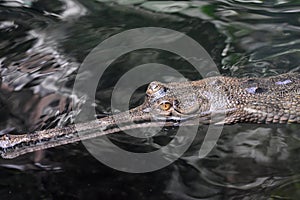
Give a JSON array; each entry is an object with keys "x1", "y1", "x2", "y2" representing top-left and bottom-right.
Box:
[{"x1": 159, "y1": 102, "x2": 172, "y2": 111}]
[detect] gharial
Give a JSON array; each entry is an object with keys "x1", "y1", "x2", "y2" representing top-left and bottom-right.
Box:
[{"x1": 0, "y1": 72, "x2": 299, "y2": 159}]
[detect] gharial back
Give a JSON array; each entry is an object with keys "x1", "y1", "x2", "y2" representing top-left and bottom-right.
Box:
[{"x1": 220, "y1": 72, "x2": 300, "y2": 124}]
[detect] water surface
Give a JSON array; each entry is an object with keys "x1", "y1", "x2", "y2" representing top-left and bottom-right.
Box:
[{"x1": 0, "y1": 0, "x2": 300, "y2": 199}]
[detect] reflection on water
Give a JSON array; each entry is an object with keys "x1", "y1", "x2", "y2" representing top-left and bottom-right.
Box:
[{"x1": 0, "y1": 0, "x2": 299, "y2": 199}]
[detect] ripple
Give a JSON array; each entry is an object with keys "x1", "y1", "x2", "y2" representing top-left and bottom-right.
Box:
[{"x1": 140, "y1": 1, "x2": 190, "y2": 13}]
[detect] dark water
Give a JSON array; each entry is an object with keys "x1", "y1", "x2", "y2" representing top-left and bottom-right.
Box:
[{"x1": 0, "y1": 0, "x2": 300, "y2": 199}]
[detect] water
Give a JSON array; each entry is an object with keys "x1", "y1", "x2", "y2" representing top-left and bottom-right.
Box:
[{"x1": 0, "y1": 0, "x2": 300, "y2": 199}]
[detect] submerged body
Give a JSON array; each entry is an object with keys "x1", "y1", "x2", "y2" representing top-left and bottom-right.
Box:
[{"x1": 0, "y1": 72, "x2": 299, "y2": 158}]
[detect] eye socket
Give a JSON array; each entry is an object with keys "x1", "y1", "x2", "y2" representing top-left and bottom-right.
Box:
[
  {"x1": 151, "y1": 85, "x2": 160, "y2": 92},
  {"x1": 147, "y1": 81, "x2": 163, "y2": 95},
  {"x1": 159, "y1": 102, "x2": 172, "y2": 111}
]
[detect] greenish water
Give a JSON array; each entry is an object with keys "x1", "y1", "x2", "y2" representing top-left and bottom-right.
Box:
[{"x1": 0, "y1": 0, "x2": 300, "y2": 199}]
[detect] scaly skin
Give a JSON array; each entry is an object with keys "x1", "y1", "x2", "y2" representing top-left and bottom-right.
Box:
[{"x1": 0, "y1": 72, "x2": 299, "y2": 159}]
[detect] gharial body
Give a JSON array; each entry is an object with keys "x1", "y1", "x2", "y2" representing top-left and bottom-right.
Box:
[{"x1": 0, "y1": 72, "x2": 299, "y2": 159}]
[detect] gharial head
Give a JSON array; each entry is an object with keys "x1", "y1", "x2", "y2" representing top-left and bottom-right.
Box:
[
  {"x1": 0, "y1": 78, "x2": 233, "y2": 159},
  {"x1": 137, "y1": 80, "x2": 211, "y2": 122}
]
